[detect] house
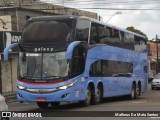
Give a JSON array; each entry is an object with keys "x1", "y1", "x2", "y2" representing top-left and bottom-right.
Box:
[{"x1": 148, "y1": 40, "x2": 160, "y2": 73}]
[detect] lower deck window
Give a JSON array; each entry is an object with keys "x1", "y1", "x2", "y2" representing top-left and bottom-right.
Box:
[{"x1": 89, "y1": 60, "x2": 133, "y2": 77}]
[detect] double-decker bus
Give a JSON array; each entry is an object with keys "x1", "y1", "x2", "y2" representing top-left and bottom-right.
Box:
[{"x1": 3, "y1": 15, "x2": 148, "y2": 108}]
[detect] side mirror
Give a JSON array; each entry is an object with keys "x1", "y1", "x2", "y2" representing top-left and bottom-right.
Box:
[
  {"x1": 3, "y1": 43, "x2": 19, "y2": 61},
  {"x1": 66, "y1": 41, "x2": 81, "y2": 60}
]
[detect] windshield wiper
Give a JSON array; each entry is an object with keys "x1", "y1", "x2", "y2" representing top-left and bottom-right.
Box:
[
  {"x1": 42, "y1": 76, "x2": 68, "y2": 79},
  {"x1": 18, "y1": 75, "x2": 33, "y2": 79},
  {"x1": 43, "y1": 76, "x2": 61, "y2": 78}
]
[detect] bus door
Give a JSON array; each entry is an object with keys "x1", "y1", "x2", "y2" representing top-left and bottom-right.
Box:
[{"x1": 66, "y1": 41, "x2": 87, "y2": 100}]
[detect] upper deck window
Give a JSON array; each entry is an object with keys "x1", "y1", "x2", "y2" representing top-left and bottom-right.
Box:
[
  {"x1": 21, "y1": 19, "x2": 76, "y2": 45},
  {"x1": 134, "y1": 36, "x2": 147, "y2": 52},
  {"x1": 89, "y1": 21, "x2": 147, "y2": 52},
  {"x1": 76, "y1": 19, "x2": 90, "y2": 42}
]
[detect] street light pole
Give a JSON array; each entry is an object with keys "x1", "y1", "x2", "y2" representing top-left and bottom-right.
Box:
[
  {"x1": 106, "y1": 12, "x2": 122, "y2": 23},
  {"x1": 62, "y1": 0, "x2": 64, "y2": 6}
]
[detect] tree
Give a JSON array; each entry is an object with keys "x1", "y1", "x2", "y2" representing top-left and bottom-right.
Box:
[{"x1": 126, "y1": 26, "x2": 147, "y2": 37}]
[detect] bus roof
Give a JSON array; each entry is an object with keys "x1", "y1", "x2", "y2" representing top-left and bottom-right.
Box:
[
  {"x1": 29, "y1": 15, "x2": 147, "y2": 39},
  {"x1": 29, "y1": 15, "x2": 79, "y2": 22}
]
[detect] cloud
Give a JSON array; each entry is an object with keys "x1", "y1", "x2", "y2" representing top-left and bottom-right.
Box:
[
  {"x1": 103, "y1": 9, "x2": 160, "y2": 39},
  {"x1": 41, "y1": 0, "x2": 160, "y2": 39}
]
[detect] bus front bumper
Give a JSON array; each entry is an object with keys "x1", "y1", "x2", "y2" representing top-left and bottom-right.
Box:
[{"x1": 16, "y1": 87, "x2": 78, "y2": 102}]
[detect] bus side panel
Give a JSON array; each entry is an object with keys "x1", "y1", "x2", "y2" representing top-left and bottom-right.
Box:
[
  {"x1": 101, "y1": 77, "x2": 133, "y2": 98},
  {"x1": 140, "y1": 53, "x2": 148, "y2": 93}
]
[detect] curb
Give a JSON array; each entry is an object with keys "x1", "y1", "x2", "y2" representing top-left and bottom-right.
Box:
[{"x1": 3, "y1": 92, "x2": 17, "y2": 103}]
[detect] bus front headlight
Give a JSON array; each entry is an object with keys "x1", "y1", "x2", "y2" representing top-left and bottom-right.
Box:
[
  {"x1": 17, "y1": 85, "x2": 26, "y2": 90},
  {"x1": 59, "y1": 86, "x2": 68, "y2": 90},
  {"x1": 59, "y1": 80, "x2": 77, "y2": 90}
]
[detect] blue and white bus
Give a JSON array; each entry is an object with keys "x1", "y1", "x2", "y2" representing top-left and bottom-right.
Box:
[{"x1": 3, "y1": 15, "x2": 148, "y2": 108}]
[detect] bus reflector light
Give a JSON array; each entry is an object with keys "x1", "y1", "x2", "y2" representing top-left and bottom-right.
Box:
[
  {"x1": 61, "y1": 93, "x2": 69, "y2": 99},
  {"x1": 37, "y1": 98, "x2": 46, "y2": 102}
]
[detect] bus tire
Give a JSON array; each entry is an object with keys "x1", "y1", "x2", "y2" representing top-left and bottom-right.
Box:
[
  {"x1": 80, "y1": 86, "x2": 92, "y2": 106},
  {"x1": 93, "y1": 86, "x2": 102, "y2": 105},
  {"x1": 138, "y1": 83, "x2": 141, "y2": 96},
  {"x1": 50, "y1": 102, "x2": 60, "y2": 108},
  {"x1": 130, "y1": 83, "x2": 136, "y2": 100},
  {"x1": 37, "y1": 102, "x2": 49, "y2": 108}
]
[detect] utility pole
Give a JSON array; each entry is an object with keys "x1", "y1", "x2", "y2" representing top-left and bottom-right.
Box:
[
  {"x1": 156, "y1": 34, "x2": 159, "y2": 73},
  {"x1": 99, "y1": 15, "x2": 102, "y2": 21}
]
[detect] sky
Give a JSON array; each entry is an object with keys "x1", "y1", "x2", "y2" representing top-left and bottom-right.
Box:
[{"x1": 40, "y1": 0, "x2": 160, "y2": 40}]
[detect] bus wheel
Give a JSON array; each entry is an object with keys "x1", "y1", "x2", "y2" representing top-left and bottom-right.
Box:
[
  {"x1": 138, "y1": 83, "x2": 141, "y2": 96},
  {"x1": 50, "y1": 102, "x2": 60, "y2": 108},
  {"x1": 80, "y1": 86, "x2": 92, "y2": 106},
  {"x1": 130, "y1": 83, "x2": 136, "y2": 99},
  {"x1": 37, "y1": 102, "x2": 49, "y2": 108},
  {"x1": 93, "y1": 86, "x2": 102, "y2": 105}
]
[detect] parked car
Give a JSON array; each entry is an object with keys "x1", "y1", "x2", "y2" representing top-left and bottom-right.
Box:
[
  {"x1": 151, "y1": 73, "x2": 160, "y2": 90},
  {"x1": 0, "y1": 93, "x2": 9, "y2": 120}
]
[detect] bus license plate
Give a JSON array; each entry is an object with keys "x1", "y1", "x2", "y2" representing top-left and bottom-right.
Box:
[{"x1": 37, "y1": 98, "x2": 46, "y2": 102}]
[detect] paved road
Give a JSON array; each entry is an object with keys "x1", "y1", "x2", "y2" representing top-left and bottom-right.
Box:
[{"x1": 7, "y1": 84, "x2": 160, "y2": 120}]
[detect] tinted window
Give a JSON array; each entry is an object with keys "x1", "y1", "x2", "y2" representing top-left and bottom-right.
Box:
[
  {"x1": 100, "y1": 26, "x2": 112, "y2": 45},
  {"x1": 76, "y1": 19, "x2": 90, "y2": 42},
  {"x1": 90, "y1": 61, "x2": 102, "y2": 76},
  {"x1": 89, "y1": 60, "x2": 133, "y2": 77},
  {"x1": 72, "y1": 46, "x2": 86, "y2": 77},
  {"x1": 134, "y1": 36, "x2": 147, "y2": 52},
  {"x1": 111, "y1": 28, "x2": 121, "y2": 47},
  {"x1": 21, "y1": 19, "x2": 76, "y2": 44},
  {"x1": 123, "y1": 32, "x2": 134, "y2": 50},
  {"x1": 90, "y1": 22, "x2": 99, "y2": 44},
  {"x1": 90, "y1": 22, "x2": 122, "y2": 48},
  {"x1": 89, "y1": 22, "x2": 147, "y2": 52}
]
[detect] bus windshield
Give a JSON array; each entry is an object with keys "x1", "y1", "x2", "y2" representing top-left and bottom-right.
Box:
[
  {"x1": 19, "y1": 51, "x2": 69, "y2": 80},
  {"x1": 21, "y1": 19, "x2": 76, "y2": 44}
]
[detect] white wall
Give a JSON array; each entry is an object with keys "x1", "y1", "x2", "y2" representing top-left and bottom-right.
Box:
[{"x1": 1, "y1": 54, "x2": 18, "y2": 93}]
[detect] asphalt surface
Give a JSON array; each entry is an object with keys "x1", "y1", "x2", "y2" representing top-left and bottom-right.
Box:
[{"x1": 6, "y1": 84, "x2": 160, "y2": 120}]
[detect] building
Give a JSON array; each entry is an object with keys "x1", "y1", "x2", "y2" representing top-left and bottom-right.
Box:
[
  {"x1": 0, "y1": 0, "x2": 97, "y2": 32},
  {"x1": 148, "y1": 41, "x2": 160, "y2": 73},
  {"x1": 0, "y1": 31, "x2": 21, "y2": 94},
  {"x1": 0, "y1": 0, "x2": 97, "y2": 94}
]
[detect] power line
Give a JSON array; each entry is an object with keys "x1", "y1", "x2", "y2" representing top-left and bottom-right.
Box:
[
  {"x1": 42, "y1": 0, "x2": 160, "y2": 5},
  {"x1": 13, "y1": 7, "x2": 160, "y2": 11},
  {"x1": 77, "y1": 8, "x2": 160, "y2": 10},
  {"x1": 3, "y1": 1, "x2": 160, "y2": 11}
]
